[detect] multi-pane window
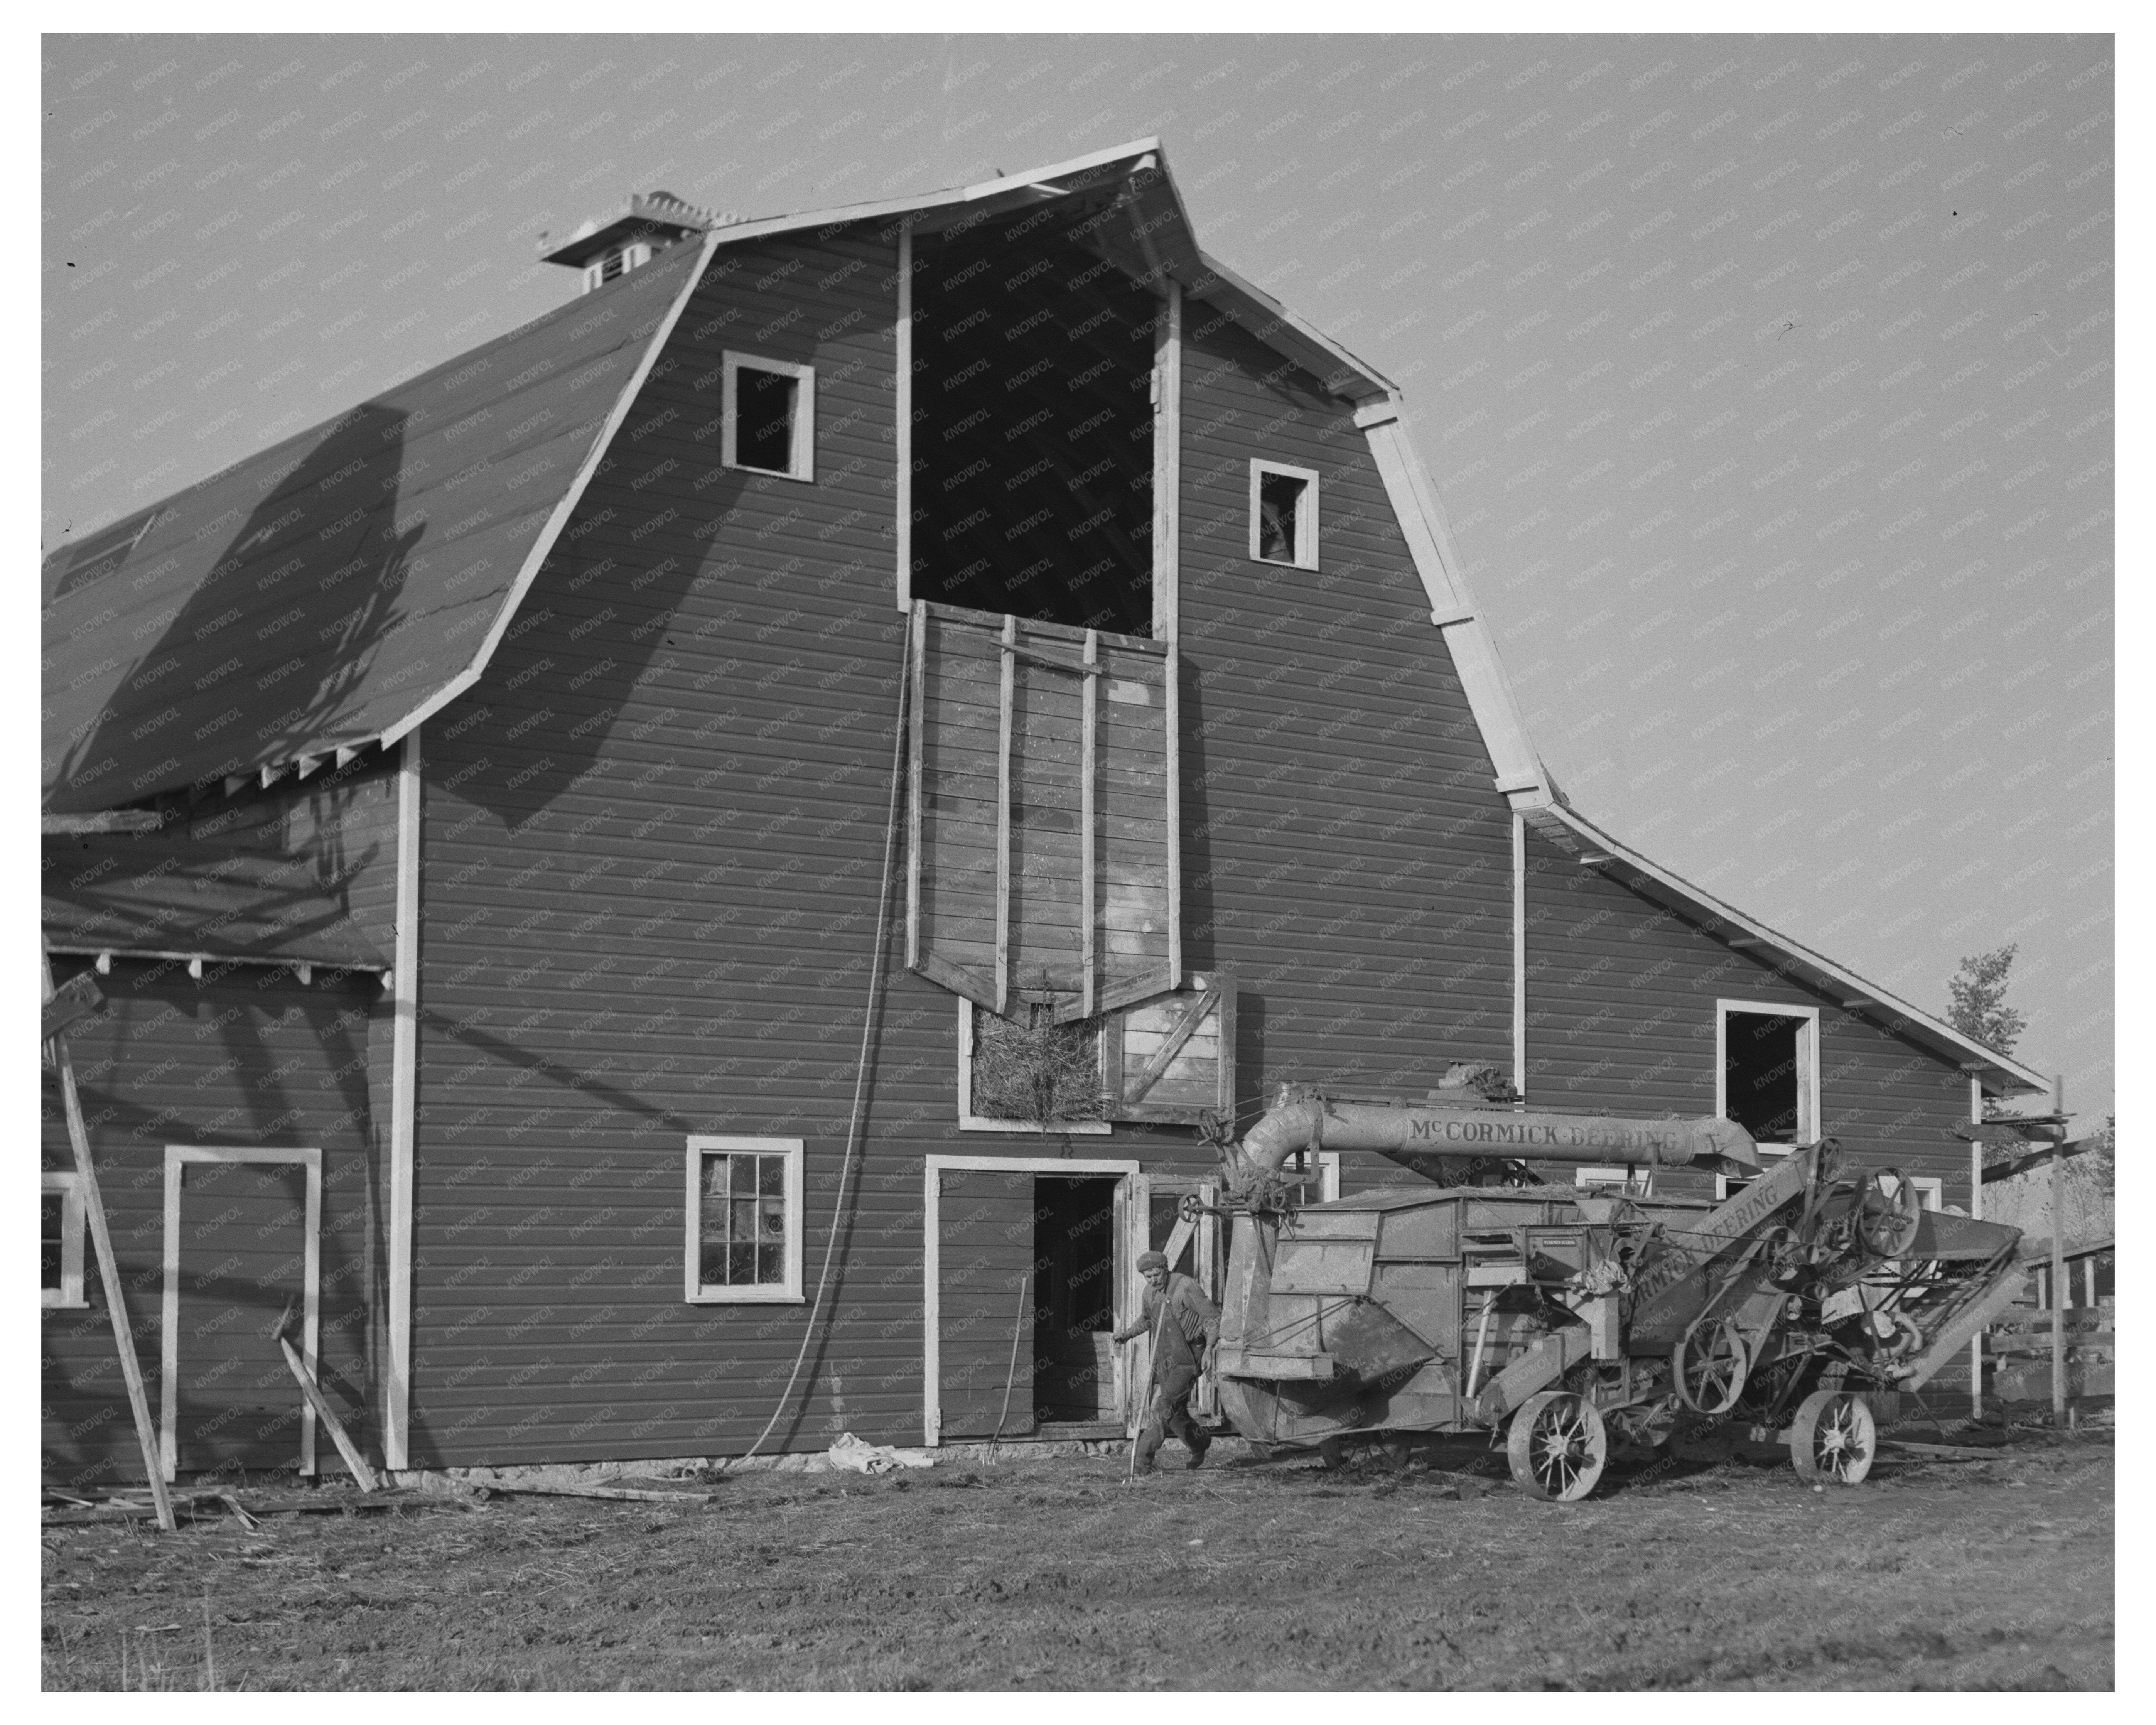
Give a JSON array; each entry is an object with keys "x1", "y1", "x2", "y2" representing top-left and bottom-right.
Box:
[
  {"x1": 684, "y1": 1137, "x2": 803, "y2": 1302},
  {"x1": 42, "y1": 1171, "x2": 86, "y2": 1310},
  {"x1": 722, "y1": 352, "x2": 816, "y2": 481},
  {"x1": 1249, "y1": 459, "x2": 1320, "y2": 569}
]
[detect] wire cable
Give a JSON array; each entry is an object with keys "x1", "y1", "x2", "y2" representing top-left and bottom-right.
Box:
[{"x1": 727, "y1": 607, "x2": 912, "y2": 1470}]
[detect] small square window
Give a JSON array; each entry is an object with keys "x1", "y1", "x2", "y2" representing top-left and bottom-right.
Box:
[
  {"x1": 722, "y1": 352, "x2": 816, "y2": 482},
  {"x1": 684, "y1": 1137, "x2": 804, "y2": 1303},
  {"x1": 1716, "y1": 1001, "x2": 1820, "y2": 1146},
  {"x1": 42, "y1": 1172, "x2": 88, "y2": 1311},
  {"x1": 1248, "y1": 459, "x2": 1319, "y2": 569}
]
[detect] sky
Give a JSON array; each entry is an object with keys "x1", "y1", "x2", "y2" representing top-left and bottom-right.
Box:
[{"x1": 39, "y1": 31, "x2": 2114, "y2": 1120}]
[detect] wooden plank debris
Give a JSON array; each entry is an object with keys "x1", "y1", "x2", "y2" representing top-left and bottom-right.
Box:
[
  {"x1": 277, "y1": 1332, "x2": 381, "y2": 1492},
  {"x1": 473, "y1": 1479, "x2": 718, "y2": 1505}
]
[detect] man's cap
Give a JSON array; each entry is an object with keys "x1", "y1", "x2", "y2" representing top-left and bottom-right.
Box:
[{"x1": 1137, "y1": 1251, "x2": 1169, "y2": 1273}]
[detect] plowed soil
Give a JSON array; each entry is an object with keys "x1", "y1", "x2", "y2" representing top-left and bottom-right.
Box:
[{"x1": 41, "y1": 1427, "x2": 2112, "y2": 1691}]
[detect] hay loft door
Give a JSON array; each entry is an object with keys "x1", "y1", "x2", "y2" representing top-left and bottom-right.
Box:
[{"x1": 907, "y1": 601, "x2": 1179, "y2": 1022}]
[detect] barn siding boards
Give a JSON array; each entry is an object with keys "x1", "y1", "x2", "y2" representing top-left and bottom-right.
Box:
[
  {"x1": 42, "y1": 753, "x2": 401, "y2": 968},
  {"x1": 1519, "y1": 829, "x2": 1978, "y2": 1202},
  {"x1": 40, "y1": 960, "x2": 378, "y2": 1485},
  {"x1": 405, "y1": 225, "x2": 954, "y2": 1463},
  {"x1": 40, "y1": 245, "x2": 704, "y2": 814},
  {"x1": 1175, "y1": 314, "x2": 1516, "y2": 1110}
]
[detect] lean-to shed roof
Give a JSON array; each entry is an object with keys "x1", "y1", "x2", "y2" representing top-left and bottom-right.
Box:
[{"x1": 40, "y1": 236, "x2": 711, "y2": 814}]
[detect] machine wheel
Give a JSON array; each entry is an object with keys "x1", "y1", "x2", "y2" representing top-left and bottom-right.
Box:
[
  {"x1": 1506, "y1": 1391, "x2": 1608, "y2": 1502},
  {"x1": 1673, "y1": 1314, "x2": 1750, "y2": 1415},
  {"x1": 1789, "y1": 1389, "x2": 1877, "y2": 1485},
  {"x1": 1857, "y1": 1167, "x2": 1922, "y2": 1259}
]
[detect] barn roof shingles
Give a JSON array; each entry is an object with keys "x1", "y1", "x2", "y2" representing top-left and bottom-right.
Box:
[{"x1": 40, "y1": 238, "x2": 708, "y2": 814}]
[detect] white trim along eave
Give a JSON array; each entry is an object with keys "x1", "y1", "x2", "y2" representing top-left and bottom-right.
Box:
[
  {"x1": 1545, "y1": 802, "x2": 2050, "y2": 1096},
  {"x1": 1355, "y1": 394, "x2": 1559, "y2": 808}
]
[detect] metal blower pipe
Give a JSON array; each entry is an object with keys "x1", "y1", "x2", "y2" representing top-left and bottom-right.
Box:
[{"x1": 1232, "y1": 1092, "x2": 1760, "y2": 1188}]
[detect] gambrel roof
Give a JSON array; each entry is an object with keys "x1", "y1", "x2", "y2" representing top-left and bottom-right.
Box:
[
  {"x1": 40, "y1": 139, "x2": 2041, "y2": 1094},
  {"x1": 39, "y1": 239, "x2": 710, "y2": 814}
]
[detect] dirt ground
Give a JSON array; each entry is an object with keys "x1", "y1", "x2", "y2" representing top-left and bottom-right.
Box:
[{"x1": 42, "y1": 1427, "x2": 2112, "y2": 1691}]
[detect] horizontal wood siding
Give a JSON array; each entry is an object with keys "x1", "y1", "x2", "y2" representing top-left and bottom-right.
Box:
[
  {"x1": 41, "y1": 959, "x2": 379, "y2": 1485},
  {"x1": 406, "y1": 227, "x2": 1232, "y2": 1467},
  {"x1": 1522, "y1": 829, "x2": 1979, "y2": 1205},
  {"x1": 43, "y1": 754, "x2": 401, "y2": 967},
  {"x1": 935, "y1": 1165, "x2": 1035, "y2": 1438},
  {"x1": 1176, "y1": 312, "x2": 1517, "y2": 1126}
]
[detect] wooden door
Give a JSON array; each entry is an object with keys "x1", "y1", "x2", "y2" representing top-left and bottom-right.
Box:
[
  {"x1": 1126, "y1": 1173, "x2": 1222, "y2": 1428},
  {"x1": 932, "y1": 1165, "x2": 1037, "y2": 1441}
]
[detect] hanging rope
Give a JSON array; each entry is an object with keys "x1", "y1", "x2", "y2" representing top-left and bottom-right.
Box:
[{"x1": 727, "y1": 606, "x2": 912, "y2": 1471}]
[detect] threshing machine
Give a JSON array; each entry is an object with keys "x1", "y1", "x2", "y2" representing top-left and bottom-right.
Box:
[{"x1": 1201, "y1": 1085, "x2": 2028, "y2": 1500}]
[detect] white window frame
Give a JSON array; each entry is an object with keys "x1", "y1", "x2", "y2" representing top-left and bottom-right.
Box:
[
  {"x1": 1248, "y1": 457, "x2": 1320, "y2": 570},
  {"x1": 722, "y1": 351, "x2": 816, "y2": 482},
  {"x1": 1715, "y1": 999, "x2": 1821, "y2": 1148},
  {"x1": 42, "y1": 1171, "x2": 87, "y2": 1310},
  {"x1": 957, "y1": 999, "x2": 1112, "y2": 1134},
  {"x1": 684, "y1": 1136, "x2": 806, "y2": 1304}
]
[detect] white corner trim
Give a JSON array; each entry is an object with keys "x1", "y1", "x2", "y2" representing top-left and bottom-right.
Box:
[
  {"x1": 384, "y1": 727, "x2": 422, "y2": 1471},
  {"x1": 895, "y1": 226, "x2": 913, "y2": 613},
  {"x1": 1361, "y1": 401, "x2": 1554, "y2": 806},
  {"x1": 381, "y1": 227, "x2": 721, "y2": 749}
]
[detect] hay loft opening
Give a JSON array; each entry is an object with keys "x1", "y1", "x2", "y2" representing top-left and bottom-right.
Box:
[
  {"x1": 1721, "y1": 1007, "x2": 1817, "y2": 1145},
  {"x1": 913, "y1": 216, "x2": 1158, "y2": 636}
]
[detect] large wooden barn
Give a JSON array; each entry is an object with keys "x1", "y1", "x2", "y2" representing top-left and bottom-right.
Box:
[{"x1": 42, "y1": 141, "x2": 2049, "y2": 1485}]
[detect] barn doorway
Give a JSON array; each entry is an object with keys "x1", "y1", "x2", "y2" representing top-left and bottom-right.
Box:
[
  {"x1": 923, "y1": 1155, "x2": 1136, "y2": 1445},
  {"x1": 1032, "y1": 1176, "x2": 1119, "y2": 1425},
  {"x1": 159, "y1": 1145, "x2": 322, "y2": 1481}
]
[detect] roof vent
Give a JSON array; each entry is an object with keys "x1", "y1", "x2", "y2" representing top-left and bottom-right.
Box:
[{"x1": 537, "y1": 190, "x2": 741, "y2": 293}]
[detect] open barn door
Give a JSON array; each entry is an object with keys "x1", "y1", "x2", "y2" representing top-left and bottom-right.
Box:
[
  {"x1": 907, "y1": 601, "x2": 1179, "y2": 1022},
  {"x1": 1124, "y1": 1173, "x2": 1224, "y2": 1432}
]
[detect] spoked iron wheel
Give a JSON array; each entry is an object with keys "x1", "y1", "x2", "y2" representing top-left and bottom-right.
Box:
[
  {"x1": 1673, "y1": 1313, "x2": 1751, "y2": 1414},
  {"x1": 1505, "y1": 1391, "x2": 1608, "y2": 1502},
  {"x1": 1857, "y1": 1166, "x2": 1923, "y2": 1259},
  {"x1": 1789, "y1": 1389, "x2": 1877, "y2": 1485}
]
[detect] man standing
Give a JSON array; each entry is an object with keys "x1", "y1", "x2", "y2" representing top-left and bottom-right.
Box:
[{"x1": 1113, "y1": 1249, "x2": 1220, "y2": 1473}]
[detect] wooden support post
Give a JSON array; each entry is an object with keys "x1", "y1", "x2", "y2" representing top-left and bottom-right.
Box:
[
  {"x1": 1080, "y1": 628, "x2": 1098, "y2": 1021},
  {"x1": 2050, "y1": 1073, "x2": 2067, "y2": 1428},
  {"x1": 1969, "y1": 1074, "x2": 1985, "y2": 1419},
  {"x1": 278, "y1": 1334, "x2": 380, "y2": 1492},
  {"x1": 905, "y1": 602, "x2": 926, "y2": 970},
  {"x1": 994, "y1": 614, "x2": 1016, "y2": 1016},
  {"x1": 43, "y1": 957, "x2": 175, "y2": 1532}
]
